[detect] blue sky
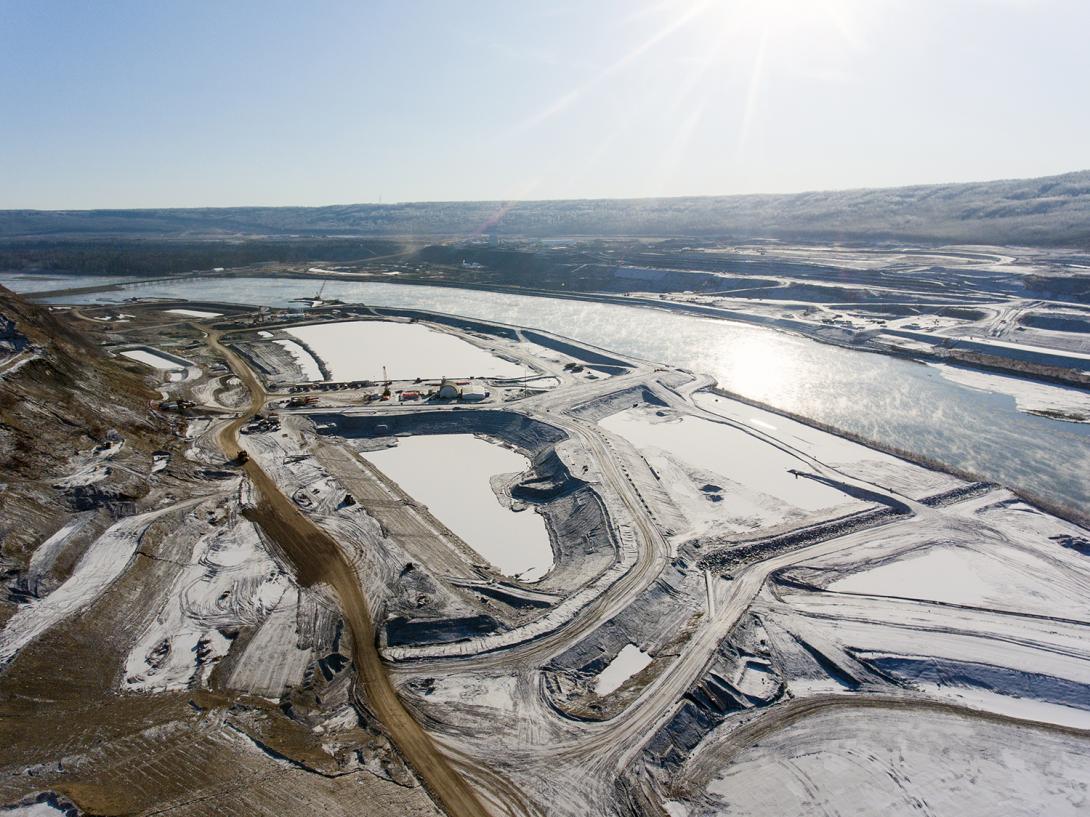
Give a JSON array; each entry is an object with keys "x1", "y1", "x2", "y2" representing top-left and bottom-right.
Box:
[{"x1": 1, "y1": 0, "x2": 1088, "y2": 208}]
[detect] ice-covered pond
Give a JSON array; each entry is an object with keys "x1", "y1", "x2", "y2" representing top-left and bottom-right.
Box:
[
  {"x1": 120, "y1": 348, "x2": 186, "y2": 370},
  {"x1": 166, "y1": 308, "x2": 221, "y2": 318},
  {"x1": 285, "y1": 320, "x2": 530, "y2": 381},
  {"x1": 362, "y1": 434, "x2": 553, "y2": 581}
]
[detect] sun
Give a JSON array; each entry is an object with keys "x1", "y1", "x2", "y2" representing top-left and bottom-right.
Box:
[{"x1": 698, "y1": 0, "x2": 864, "y2": 49}]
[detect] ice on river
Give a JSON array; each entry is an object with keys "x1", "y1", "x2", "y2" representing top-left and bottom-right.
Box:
[
  {"x1": 931, "y1": 362, "x2": 1090, "y2": 422},
  {"x1": 120, "y1": 348, "x2": 186, "y2": 370}
]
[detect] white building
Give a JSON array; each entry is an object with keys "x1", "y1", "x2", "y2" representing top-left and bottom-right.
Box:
[{"x1": 461, "y1": 384, "x2": 490, "y2": 402}]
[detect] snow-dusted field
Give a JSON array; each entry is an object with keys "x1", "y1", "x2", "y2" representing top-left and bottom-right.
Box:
[
  {"x1": 362, "y1": 434, "x2": 553, "y2": 581},
  {"x1": 674, "y1": 706, "x2": 1090, "y2": 817},
  {"x1": 600, "y1": 407, "x2": 858, "y2": 537},
  {"x1": 122, "y1": 516, "x2": 294, "y2": 692},
  {"x1": 0, "y1": 504, "x2": 189, "y2": 666},
  {"x1": 284, "y1": 320, "x2": 530, "y2": 381},
  {"x1": 931, "y1": 363, "x2": 1089, "y2": 421}
]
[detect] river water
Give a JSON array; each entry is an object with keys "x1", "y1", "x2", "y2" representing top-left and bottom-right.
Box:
[{"x1": 18, "y1": 273, "x2": 1090, "y2": 512}]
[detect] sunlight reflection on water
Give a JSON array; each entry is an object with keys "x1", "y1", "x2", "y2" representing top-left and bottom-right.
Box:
[{"x1": 35, "y1": 274, "x2": 1090, "y2": 511}]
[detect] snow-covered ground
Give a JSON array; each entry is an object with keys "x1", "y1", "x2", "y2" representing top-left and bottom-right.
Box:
[
  {"x1": 362, "y1": 434, "x2": 553, "y2": 581},
  {"x1": 284, "y1": 320, "x2": 530, "y2": 381},
  {"x1": 742, "y1": 491, "x2": 1090, "y2": 732},
  {"x1": 24, "y1": 513, "x2": 94, "y2": 595},
  {"x1": 0, "y1": 504, "x2": 191, "y2": 666},
  {"x1": 600, "y1": 407, "x2": 858, "y2": 538},
  {"x1": 122, "y1": 515, "x2": 294, "y2": 692},
  {"x1": 0, "y1": 801, "x2": 70, "y2": 816}
]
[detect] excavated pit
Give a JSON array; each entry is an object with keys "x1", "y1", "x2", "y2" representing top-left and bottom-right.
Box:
[{"x1": 311, "y1": 410, "x2": 617, "y2": 648}]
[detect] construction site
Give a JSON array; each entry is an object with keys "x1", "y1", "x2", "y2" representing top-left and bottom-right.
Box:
[{"x1": 1, "y1": 288, "x2": 1089, "y2": 817}]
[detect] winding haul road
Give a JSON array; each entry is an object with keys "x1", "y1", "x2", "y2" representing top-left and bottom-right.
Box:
[{"x1": 204, "y1": 326, "x2": 491, "y2": 817}]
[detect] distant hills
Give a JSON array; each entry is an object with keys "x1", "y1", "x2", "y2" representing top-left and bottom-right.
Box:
[{"x1": 2, "y1": 170, "x2": 1089, "y2": 247}]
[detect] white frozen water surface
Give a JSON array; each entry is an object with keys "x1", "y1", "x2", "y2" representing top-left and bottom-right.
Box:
[
  {"x1": 362, "y1": 434, "x2": 553, "y2": 580},
  {"x1": 826, "y1": 543, "x2": 1090, "y2": 620},
  {"x1": 166, "y1": 308, "x2": 221, "y2": 318},
  {"x1": 931, "y1": 363, "x2": 1089, "y2": 421},
  {"x1": 285, "y1": 320, "x2": 529, "y2": 381},
  {"x1": 594, "y1": 643, "x2": 652, "y2": 695},
  {"x1": 0, "y1": 271, "x2": 131, "y2": 293},
  {"x1": 273, "y1": 339, "x2": 323, "y2": 381},
  {"x1": 121, "y1": 348, "x2": 185, "y2": 369},
  {"x1": 692, "y1": 392, "x2": 958, "y2": 497}
]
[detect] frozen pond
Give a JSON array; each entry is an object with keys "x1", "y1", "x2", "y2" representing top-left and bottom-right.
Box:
[
  {"x1": 31, "y1": 274, "x2": 1090, "y2": 512},
  {"x1": 120, "y1": 348, "x2": 186, "y2": 370},
  {"x1": 594, "y1": 643, "x2": 652, "y2": 695},
  {"x1": 285, "y1": 320, "x2": 530, "y2": 381},
  {"x1": 362, "y1": 434, "x2": 553, "y2": 581},
  {"x1": 273, "y1": 339, "x2": 323, "y2": 381},
  {"x1": 931, "y1": 362, "x2": 1089, "y2": 422},
  {"x1": 166, "y1": 308, "x2": 221, "y2": 318}
]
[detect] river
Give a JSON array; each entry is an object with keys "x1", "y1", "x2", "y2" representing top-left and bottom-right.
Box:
[{"x1": 15, "y1": 273, "x2": 1090, "y2": 513}]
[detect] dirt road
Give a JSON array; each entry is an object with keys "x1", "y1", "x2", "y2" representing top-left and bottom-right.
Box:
[{"x1": 204, "y1": 327, "x2": 491, "y2": 817}]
